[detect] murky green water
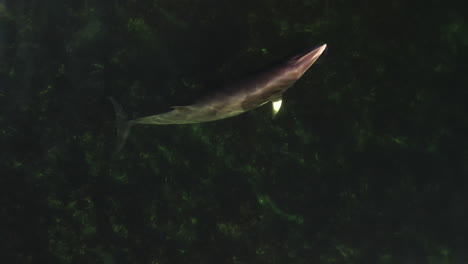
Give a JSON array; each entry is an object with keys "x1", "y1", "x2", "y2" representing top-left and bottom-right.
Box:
[{"x1": 1, "y1": 1, "x2": 467, "y2": 263}]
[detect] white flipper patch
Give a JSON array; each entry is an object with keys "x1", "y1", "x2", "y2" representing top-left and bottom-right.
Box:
[{"x1": 271, "y1": 98, "x2": 283, "y2": 118}]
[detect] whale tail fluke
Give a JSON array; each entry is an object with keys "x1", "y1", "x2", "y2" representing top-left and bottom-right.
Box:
[{"x1": 108, "y1": 97, "x2": 134, "y2": 155}]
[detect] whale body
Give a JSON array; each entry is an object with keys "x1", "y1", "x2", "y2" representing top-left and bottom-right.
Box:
[{"x1": 110, "y1": 44, "x2": 327, "y2": 152}]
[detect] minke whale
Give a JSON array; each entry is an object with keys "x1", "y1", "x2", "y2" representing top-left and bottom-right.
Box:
[{"x1": 110, "y1": 44, "x2": 327, "y2": 152}]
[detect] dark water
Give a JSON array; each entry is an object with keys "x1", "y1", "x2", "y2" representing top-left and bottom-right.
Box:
[{"x1": 1, "y1": 0, "x2": 467, "y2": 263}]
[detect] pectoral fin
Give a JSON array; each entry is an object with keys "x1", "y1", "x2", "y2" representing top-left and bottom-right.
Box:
[{"x1": 271, "y1": 97, "x2": 283, "y2": 118}]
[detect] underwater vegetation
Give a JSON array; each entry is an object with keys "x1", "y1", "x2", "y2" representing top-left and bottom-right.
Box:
[{"x1": 0, "y1": 0, "x2": 467, "y2": 263}]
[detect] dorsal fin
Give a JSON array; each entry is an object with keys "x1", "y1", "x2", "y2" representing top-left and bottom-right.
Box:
[{"x1": 171, "y1": 106, "x2": 190, "y2": 111}]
